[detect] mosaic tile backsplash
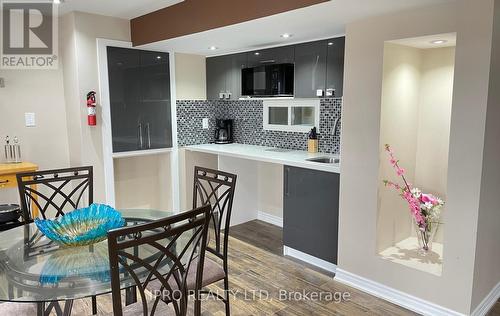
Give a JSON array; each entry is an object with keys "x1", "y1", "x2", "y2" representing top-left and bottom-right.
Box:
[{"x1": 177, "y1": 98, "x2": 342, "y2": 154}]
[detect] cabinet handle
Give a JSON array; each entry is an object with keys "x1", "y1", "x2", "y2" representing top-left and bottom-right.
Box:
[
  {"x1": 260, "y1": 59, "x2": 276, "y2": 64},
  {"x1": 284, "y1": 167, "x2": 289, "y2": 197},
  {"x1": 0, "y1": 179, "x2": 9, "y2": 184},
  {"x1": 138, "y1": 123, "x2": 143, "y2": 149},
  {"x1": 146, "y1": 123, "x2": 151, "y2": 148}
]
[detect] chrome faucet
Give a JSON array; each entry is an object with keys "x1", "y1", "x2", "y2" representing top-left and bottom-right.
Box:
[{"x1": 332, "y1": 115, "x2": 341, "y2": 136}]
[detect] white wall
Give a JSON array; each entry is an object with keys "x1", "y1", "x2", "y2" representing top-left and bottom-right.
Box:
[
  {"x1": 415, "y1": 47, "x2": 455, "y2": 199},
  {"x1": 179, "y1": 149, "x2": 218, "y2": 210},
  {"x1": 257, "y1": 162, "x2": 283, "y2": 218},
  {"x1": 339, "y1": 0, "x2": 495, "y2": 314},
  {"x1": 60, "y1": 12, "x2": 131, "y2": 203},
  {"x1": 114, "y1": 154, "x2": 172, "y2": 210},
  {"x1": 175, "y1": 53, "x2": 206, "y2": 100},
  {"x1": 471, "y1": 0, "x2": 500, "y2": 310},
  {"x1": 0, "y1": 64, "x2": 70, "y2": 203},
  {"x1": 377, "y1": 43, "x2": 421, "y2": 250}
]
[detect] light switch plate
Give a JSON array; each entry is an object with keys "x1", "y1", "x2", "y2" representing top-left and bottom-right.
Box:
[
  {"x1": 202, "y1": 118, "x2": 209, "y2": 129},
  {"x1": 316, "y1": 89, "x2": 324, "y2": 97},
  {"x1": 25, "y1": 112, "x2": 36, "y2": 127}
]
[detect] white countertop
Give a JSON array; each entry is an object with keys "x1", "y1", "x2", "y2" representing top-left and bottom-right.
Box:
[{"x1": 184, "y1": 143, "x2": 340, "y2": 173}]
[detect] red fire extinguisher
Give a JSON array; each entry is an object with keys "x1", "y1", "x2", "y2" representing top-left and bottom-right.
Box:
[{"x1": 87, "y1": 91, "x2": 97, "y2": 126}]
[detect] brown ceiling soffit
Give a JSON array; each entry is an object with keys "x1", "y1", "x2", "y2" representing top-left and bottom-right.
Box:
[{"x1": 130, "y1": 0, "x2": 329, "y2": 46}]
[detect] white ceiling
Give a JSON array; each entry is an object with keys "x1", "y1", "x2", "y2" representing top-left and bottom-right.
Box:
[
  {"x1": 138, "y1": 0, "x2": 456, "y2": 56},
  {"x1": 389, "y1": 33, "x2": 457, "y2": 49},
  {"x1": 58, "y1": 0, "x2": 184, "y2": 19}
]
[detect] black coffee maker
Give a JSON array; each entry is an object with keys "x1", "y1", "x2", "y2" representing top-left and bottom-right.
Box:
[{"x1": 214, "y1": 119, "x2": 233, "y2": 144}]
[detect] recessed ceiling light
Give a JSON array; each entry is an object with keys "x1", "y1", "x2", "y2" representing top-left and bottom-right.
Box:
[
  {"x1": 430, "y1": 40, "x2": 447, "y2": 45},
  {"x1": 254, "y1": 52, "x2": 260, "y2": 56},
  {"x1": 281, "y1": 33, "x2": 292, "y2": 39},
  {"x1": 209, "y1": 46, "x2": 218, "y2": 51}
]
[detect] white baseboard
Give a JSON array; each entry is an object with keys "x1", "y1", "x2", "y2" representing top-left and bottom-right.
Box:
[
  {"x1": 257, "y1": 211, "x2": 283, "y2": 227},
  {"x1": 335, "y1": 268, "x2": 466, "y2": 316},
  {"x1": 472, "y1": 281, "x2": 500, "y2": 316},
  {"x1": 283, "y1": 246, "x2": 337, "y2": 273}
]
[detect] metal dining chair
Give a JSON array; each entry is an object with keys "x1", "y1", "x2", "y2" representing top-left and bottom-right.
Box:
[
  {"x1": 14, "y1": 166, "x2": 98, "y2": 315},
  {"x1": 107, "y1": 205, "x2": 212, "y2": 316},
  {"x1": 147, "y1": 167, "x2": 237, "y2": 314},
  {"x1": 16, "y1": 166, "x2": 93, "y2": 222},
  {"x1": 191, "y1": 166, "x2": 237, "y2": 314}
]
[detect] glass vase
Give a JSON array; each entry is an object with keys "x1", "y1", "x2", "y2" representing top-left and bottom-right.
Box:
[{"x1": 413, "y1": 219, "x2": 439, "y2": 255}]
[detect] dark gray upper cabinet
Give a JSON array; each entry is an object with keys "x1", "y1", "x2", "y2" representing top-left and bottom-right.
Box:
[
  {"x1": 206, "y1": 56, "x2": 227, "y2": 100},
  {"x1": 294, "y1": 40, "x2": 328, "y2": 98},
  {"x1": 326, "y1": 37, "x2": 345, "y2": 97},
  {"x1": 206, "y1": 37, "x2": 345, "y2": 100},
  {"x1": 247, "y1": 46, "x2": 294, "y2": 67},
  {"x1": 228, "y1": 53, "x2": 247, "y2": 100},
  {"x1": 107, "y1": 47, "x2": 172, "y2": 153},
  {"x1": 283, "y1": 165, "x2": 339, "y2": 264},
  {"x1": 206, "y1": 53, "x2": 247, "y2": 100}
]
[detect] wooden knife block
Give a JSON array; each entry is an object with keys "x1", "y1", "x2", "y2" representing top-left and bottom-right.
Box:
[{"x1": 308, "y1": 139, "x2": 318, "y2": 153}]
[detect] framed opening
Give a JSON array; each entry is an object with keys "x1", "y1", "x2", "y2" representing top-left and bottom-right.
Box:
[{"x1": 263, "y1": 99, "x2": 320, "y2": 132}]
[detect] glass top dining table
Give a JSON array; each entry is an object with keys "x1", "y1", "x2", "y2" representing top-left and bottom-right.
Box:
[{"x1": 0, "y1": 209, "x2": 182, "y2": 304}]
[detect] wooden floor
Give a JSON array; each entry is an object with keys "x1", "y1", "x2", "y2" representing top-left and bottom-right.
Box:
[
  {"x1": 229, "y1": 220, "x2": 283, "y2": 257},
  {"x1": 48, "y1": 220, "x2": 500, "y2": 315}
]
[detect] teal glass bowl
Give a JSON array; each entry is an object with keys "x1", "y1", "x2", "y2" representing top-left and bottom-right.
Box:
[{"x1": 35, "y1": 204, "x2": 125, "y2": 247}]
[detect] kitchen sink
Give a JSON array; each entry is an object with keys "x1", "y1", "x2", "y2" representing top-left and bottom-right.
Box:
[{"x1": 306, "y1": 157, "x2": 340, "y2": 164}]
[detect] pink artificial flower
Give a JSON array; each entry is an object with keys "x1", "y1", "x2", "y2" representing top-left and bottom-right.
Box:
[
  {"x1": 421, "y1": 194, "x2": 438, "y2": 206},
  {"x1": 403, "y1": 190, "x2": 425, "y2": 226},
  {"x1": 396, "y1": 167, "x2": 405, "y2": 176},
  {"x1": 384, "y1": 180, "x2": 401, "y2": 191}
]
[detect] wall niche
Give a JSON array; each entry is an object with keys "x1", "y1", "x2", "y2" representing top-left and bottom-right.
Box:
[{"x1": 376, "y1": 33, "x2": 456, "y2": 276}]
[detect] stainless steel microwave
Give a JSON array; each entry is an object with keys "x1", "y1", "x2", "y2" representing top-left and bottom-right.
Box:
[{"x1": 241, "y1": 63, "x2": 294, "y2": 97}]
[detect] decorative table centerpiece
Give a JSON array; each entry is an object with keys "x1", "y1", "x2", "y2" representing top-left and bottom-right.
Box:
[
  {"x1": 35, "y1": 204, "x2": 125, "y2": 247},
  {"x1": 383, "y1": 144, "x2": 445, "y2": 254}
]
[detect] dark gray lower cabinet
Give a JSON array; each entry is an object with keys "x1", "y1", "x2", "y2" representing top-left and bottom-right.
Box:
[{"x1": 283, "y1": 166, "x2": 339, "y2": 264}]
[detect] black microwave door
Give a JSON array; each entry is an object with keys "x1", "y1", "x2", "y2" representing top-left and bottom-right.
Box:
[
  {"x1": 242, "y1": 68, "x2": 253, "y2": 96},
  {"x1": 242, "y1": 64, "x2": 294, "y2": 96},
  {"x1": 269, "y1": 66, "x2": 279, "y2": 95},
  {"x1": 242, "y1": 66, "x2": 269, "y2": 96},
  {"x1": 269, "y1": 64, "x2": 294, "y2": 96},
  {"x1": 282, "y1": 64, "x2": 294, "y2": 96}
]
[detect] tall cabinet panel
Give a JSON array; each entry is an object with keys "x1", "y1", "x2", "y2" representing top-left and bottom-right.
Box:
[
  {"x1": 326, "y1": 37, "x2": 345, "y2": 97},
  {"x1": 294, "y1": 40, "x2": 327, "y2": 98},
  {"x1": 140, "y1": 51, "x2": 172, "y2": 149},
  {"x1": 107, "y1": 47, "x2": 172, "y2": 153}
]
